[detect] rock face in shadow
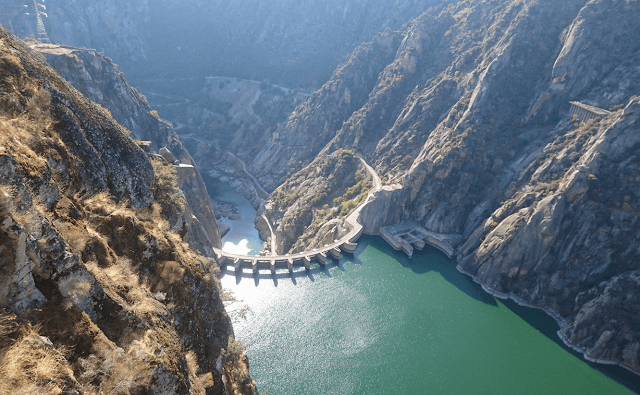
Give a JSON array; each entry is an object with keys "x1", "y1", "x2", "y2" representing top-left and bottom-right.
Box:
[
  {"x1": 0, "y1": 0, "x2": 436, "y2": 88},
  {"x1": 256, "y1": 0, "x2": 640, "y2": 374},
  {"x1": 173, "y1": 77, "x2": 311, "y2": 210},
  {"x1": 0, "y1": 26, "x2": 255, "y2": 394},
  {"x1": 37, "y1": 43, "x2": 222, "y2": 254},
  {"x1": 143, "y1": 0, "x2": 435, "y2": 89}
]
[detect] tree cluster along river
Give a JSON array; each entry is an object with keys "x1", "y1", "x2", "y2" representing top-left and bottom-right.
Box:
[{"x1": 212, "y1": 181, "x2": 639, "y2": 395}]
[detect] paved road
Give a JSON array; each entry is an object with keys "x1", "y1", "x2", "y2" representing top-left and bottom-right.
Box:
[
  {"x1": 262, "y1": 214, "x2": 278, "y2": 255},
  {"x1": 358, "y1": 154, "x2": 382, "y2": 204},
  {"x1": 359, "y1": 154, "x2": 382, "y2": 190}
]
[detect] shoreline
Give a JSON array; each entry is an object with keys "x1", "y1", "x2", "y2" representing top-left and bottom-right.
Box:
[
  {"x1": 211, "y1": 156, "x2": 640, "y2": 382},
  {"x1": 455, "y1": 262, "x2": 640, "y2": 380}
]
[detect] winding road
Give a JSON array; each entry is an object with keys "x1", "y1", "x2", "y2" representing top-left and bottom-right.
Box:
[
  {"x1": 262, "y1": 214, "x2": 278, "y2": 256},
  {"x1": 214, "y1": 153, "x2": 383, "y2": 266},
  {"x1": 358, "y1": 154, "x2": 382, "y2": 203}
]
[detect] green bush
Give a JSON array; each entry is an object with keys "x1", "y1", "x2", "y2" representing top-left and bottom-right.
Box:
[{"x1": 285, "y1": 190, "x2": 297, "y2": 204}]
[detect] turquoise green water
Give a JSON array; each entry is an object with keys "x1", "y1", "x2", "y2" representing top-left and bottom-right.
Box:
[{"x1": 221, "y1": 236, "x2": 637, "y2": 395}]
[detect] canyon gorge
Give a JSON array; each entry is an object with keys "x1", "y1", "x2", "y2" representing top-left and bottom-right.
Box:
[{"x1": 1, "y1": 0, "x2": 639, "y2": 393}]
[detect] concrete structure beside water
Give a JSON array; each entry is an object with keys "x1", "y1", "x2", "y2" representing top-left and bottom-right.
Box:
[{"x1": 379, "y1": 221, "x2": 460, "y2": 259}]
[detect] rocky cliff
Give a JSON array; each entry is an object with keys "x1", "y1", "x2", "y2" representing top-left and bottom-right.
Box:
[
  {"x1": 256, "y1": 0, "x2": 640, "y2": 375},
  {"x1": 31, "y1": 41, "x2": 223, "y2": 256},
  {"x1": 0, "y1": 26, "x2": 255, "y2": 394}
]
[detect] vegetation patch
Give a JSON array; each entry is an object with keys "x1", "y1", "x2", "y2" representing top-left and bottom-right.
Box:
[{"x1": 333, "y1": 171, "x2": 372, "y2": 217}]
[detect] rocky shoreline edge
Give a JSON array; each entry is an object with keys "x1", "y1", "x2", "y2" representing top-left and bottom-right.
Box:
[{"x1": 455, "y1": 263, "x2": 640, "y2": 378}]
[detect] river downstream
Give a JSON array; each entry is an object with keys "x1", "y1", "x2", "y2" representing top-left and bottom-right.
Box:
[
  {"x1": 205, "y1": 177, "x2": 263, "y2": 256},
  {"x1": 221, "y1": 236, "x2": 638, "y2": 395}
]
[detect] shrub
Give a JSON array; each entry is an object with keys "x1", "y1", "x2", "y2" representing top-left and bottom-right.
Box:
[
  {"x1": 310, "y1": 192, "x2": 327, "y2": 205},
  {"x1": 225, "y1": 336, "x2": 246, "y2": 359},
  {"x1": 285, "y1": 190, "x2": 297, "y2": 205},
  {"x1": 339, "y1": 200, "x2": 358, "y2": 216},
  {"x1": 25, "y1": 88, "x2": 52, "y2": 131},
  {"x1": 0, "y1": 310, "x2": 76, "y2": 395},
  {"x1": 151, "y1": 158, "x2": 185, "y2": 221},
  {"x1": 76, "y1": 347, "x2": 153, "y2": 394},
  {"x1": 533, "y1": 183, "x2": 549, "y2": 193}
]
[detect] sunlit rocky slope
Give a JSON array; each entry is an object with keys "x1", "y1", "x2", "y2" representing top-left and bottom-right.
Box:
[
  {"x1": 0, "y1": 26, "x2": 255, "y2": 394},
  {"x1": 33, "y1": 41, "x2": 222, "y2": 257},
  {"x1": 254, "y1": 0, "x2": 640, "y2": 374}
]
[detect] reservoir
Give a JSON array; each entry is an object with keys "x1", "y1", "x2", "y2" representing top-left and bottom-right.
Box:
[{"x1": 221, "y1": 236, "x2": 639, "y2": 395}]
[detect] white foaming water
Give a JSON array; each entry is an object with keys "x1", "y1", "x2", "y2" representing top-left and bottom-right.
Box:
[
  {"x1": 211, "y1": 179, "x2": 263, "y2": 256},
  {"x1": 223, "y1": 239, "x2": 252, "y2": 255}
]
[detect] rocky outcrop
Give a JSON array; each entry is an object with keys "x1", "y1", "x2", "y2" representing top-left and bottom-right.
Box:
[
  {"x1": 458, "y1": 98, "x2": 640, "y2": 373},
  {"x1": 258, "y1": 0, "x2": 640, "y2": 374},
  {"x1": 0, "y1": 26, "x2": 255, "y2": 394},
  {"x1": 261, "y1": 149, "x2": 368, "y2": 254},
  {"x1": 34, "y1": 42, "x2": 222, "y2": 255},
  {"x1": 250, "y1": 29, "x2": 405, "y2": 191}
]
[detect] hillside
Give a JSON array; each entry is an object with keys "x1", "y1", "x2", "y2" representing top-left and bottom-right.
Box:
[
  {"x1": 31, "y1": 40, "x2": 223, "y2": 257},
  {"x1": 0, "y1": 26, "x2": 255, "y2": 394},
  {"x1": 256, "y1": 0, "x2": 640, "y2": 374},
  {"x1": 0, "y1": 0, "x2": 437, "y2": 89}
]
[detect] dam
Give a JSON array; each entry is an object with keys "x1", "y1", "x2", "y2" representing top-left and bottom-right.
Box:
[
  {"x1": 213, "y1": 154, "x2": 459, "y2": 274},
  {"x1": 214, "y1": 191, "x2": 364, "y2": 274}
]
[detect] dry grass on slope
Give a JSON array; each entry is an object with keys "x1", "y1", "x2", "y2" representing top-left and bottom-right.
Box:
[
  {"x1": 0, "y1": 310, "x2": 77, "y2": 395},
  {"x1": 0, "y1": 304, "x2": 155, "y2": 395},
  {"x1": 1, "y1": 29, "x2": 256, "y2": 393},
  {"x1": 0, "y1": 87, "x2": 52, "y2": 178}
]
